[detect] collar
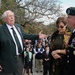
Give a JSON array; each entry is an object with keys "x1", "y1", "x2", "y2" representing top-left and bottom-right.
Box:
[{"x1": 6, "y1": 24, "x2": 15, "y2": 29}]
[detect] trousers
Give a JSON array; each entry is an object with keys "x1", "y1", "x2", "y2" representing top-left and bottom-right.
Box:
[{"x1": 0, "y1": 56, "x2": 24, "y2": 75}]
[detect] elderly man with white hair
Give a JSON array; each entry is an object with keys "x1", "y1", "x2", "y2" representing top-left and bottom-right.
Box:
[{"x1": 0, "y1": 10, "x2": 46, "y2": 75}]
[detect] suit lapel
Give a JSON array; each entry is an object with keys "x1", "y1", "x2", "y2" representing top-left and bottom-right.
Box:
[
  {"x1": 14, "y1": 24, "x2": 23, "y2": 39},
  {"x1": 14, "y1": 24, "x2": 24, "y2": 47},
  {"x1": 14, "y1": 24, "x2": 24, "y2": 46},
  {"x1": 3, "y1": 24, "x2": 15, "y2": 43}
]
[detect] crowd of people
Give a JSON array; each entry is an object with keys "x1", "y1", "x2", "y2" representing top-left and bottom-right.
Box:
[{"x1": 0, "y1": 7, "x2": 75, "y2": 75}]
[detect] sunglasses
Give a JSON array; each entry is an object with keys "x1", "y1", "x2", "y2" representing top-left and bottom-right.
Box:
[{"x1": 57, "y1": 26, "x2": 64, "y2": 28}]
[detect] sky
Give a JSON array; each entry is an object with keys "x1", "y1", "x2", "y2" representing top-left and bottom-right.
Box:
[
  {"x1": 22, "y1": 0, "x2": 75, "y2": 25},
  {"x1": 61, "y1": 0, "x2": 75, "y2": 14},
  {"x1": 43, "y1": 0, "x2": 75, "y2": 25}
]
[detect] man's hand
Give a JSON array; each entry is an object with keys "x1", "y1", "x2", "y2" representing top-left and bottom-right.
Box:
[
  {"x1": 0, "y1": 65, "x2": 3, "y2": 72},
  {"x1": 39, "y1": 31, "x2": 46, "y2": 39}
]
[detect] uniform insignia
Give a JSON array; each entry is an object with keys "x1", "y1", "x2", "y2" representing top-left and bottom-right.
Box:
[
  {"x1": 18, "y1": 27, "x2": 21, "y2": 33},
  {"x1": 71, "y1": 38, "x2": 75, "y2": 48},
  {"x1": 67, "y1": 9, "x2": 70, "y2": 15},
  {"x1": 72, "y1": 38, "x2": 75, "y2": 43},
  {"x1": 73, "y1": 51, "x2": 75, "y2": 55}
]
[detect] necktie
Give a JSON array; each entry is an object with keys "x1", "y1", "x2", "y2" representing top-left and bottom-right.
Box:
[
  {"x1": 11, "y1": 28, "x2": 22, "y2": 54},
  {"x1": 46, "y1": 52, "x2": 48, "y2": 57}
]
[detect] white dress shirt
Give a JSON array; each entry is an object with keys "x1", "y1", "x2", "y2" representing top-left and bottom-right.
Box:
[{"x1": 6, "y1": 24, "x2": 23, "y2": 55}]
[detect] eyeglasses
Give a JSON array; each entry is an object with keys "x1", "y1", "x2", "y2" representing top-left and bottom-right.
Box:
[{"x1": 57, "y1": 26, "x2": 64, "y2": 28}]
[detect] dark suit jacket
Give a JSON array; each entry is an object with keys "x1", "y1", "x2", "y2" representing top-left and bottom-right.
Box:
[{"x1": 0, "y1": 23, "x2": 39, "y2": 73}]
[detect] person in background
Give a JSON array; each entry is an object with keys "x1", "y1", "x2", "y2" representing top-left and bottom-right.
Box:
[
  {"x1": 51, "y1": 17, "x2": 71, "y2": 75},
  {"x1": 25, "y1": 40, "x2": 33, "y2": 73},
  {"x1": 66, "y1": 7, "x2": 75, "y2": 75},
  {"x1": 23, "y1": 47, "x2": 33, "y2": 75},
  {"x1": 0, "y1": 10, "x2": 46, "y2": 75},
  {"x1": 42, "y1": 45, "x2": 53, "y2": 75},
  {"x1": 34, "y1": 41, "x2": 44, "y2": 73}
]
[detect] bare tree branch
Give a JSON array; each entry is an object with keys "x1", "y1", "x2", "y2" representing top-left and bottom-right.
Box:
[{"x1": 17, "y1": 0, "x2": 62, "y2": 25}]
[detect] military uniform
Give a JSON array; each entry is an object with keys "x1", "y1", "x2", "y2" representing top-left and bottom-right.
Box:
[
  {"x1": 66, "y1": 32, "x2": 75, "y2": 75},
  {"x1": 66, "y1": 7, "x2": 75, "y2": 75}
]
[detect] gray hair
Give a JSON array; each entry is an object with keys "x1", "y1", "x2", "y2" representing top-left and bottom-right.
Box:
[{"x1": 1, "y1": 10, "x2": 14, "y2": 19}]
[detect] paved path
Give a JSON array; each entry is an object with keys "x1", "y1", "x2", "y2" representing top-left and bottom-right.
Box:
[{"x1": 32, "y1": 54, "x2": 43, "y2": 75}]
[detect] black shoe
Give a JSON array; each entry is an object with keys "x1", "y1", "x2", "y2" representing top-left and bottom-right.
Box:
[
  {"x1": 40, "y1": 71, "x2": 42, "y2": 72},
  {"x1": 31, "y1": 71, "x2": 33, "y2": 73},
  {"x1": 36, "y1": 71, "x2": 38, "y2": 73}
]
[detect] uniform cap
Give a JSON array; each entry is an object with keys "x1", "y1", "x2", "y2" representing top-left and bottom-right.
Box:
[{"x1": 66, "y1": 7, "x2": 75, "y2": 16}]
